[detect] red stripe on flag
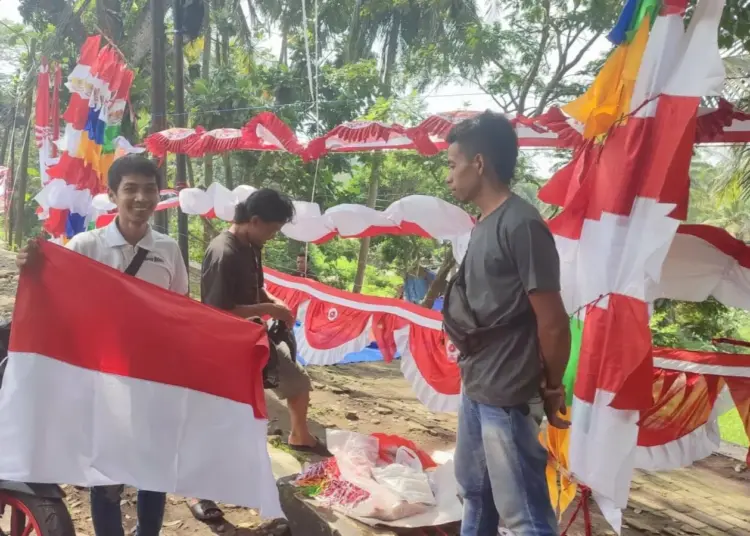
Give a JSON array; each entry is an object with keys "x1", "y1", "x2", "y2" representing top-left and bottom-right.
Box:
[
  {"x1": 574, "y1": 294, "x2": 653, "y2": 410},
  {"x1": 545, "y1": 96, "x2": 699, "y2": 240},
  {"x1": 653, "y1": 346, "x2": 750, "y2": 369},
  {"x1": 676, "y1": 224, "x2": 750, "y2": 269},
  {"x1": 11, "y1": 242, "x2": 270, "y2": 419}
]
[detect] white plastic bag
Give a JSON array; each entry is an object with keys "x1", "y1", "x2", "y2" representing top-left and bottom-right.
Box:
[
  {"x1": 372, "y1": 463, "x2": 436, "y2": 506},
  {"x1": 395, "y1": 446, "x2": 423, "y2": 471},
  {"x1": 324, "y1": 430, "x2": 430, "y2": 521}
]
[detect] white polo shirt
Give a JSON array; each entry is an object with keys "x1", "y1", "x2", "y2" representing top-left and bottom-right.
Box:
[{"x1": 65, "y1": 220, "x2": 189, "y2": 294}]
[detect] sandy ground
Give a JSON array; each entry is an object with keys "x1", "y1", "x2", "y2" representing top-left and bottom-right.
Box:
[{"x1": 0, "y1": 248, "x2": 748, "y2": 536}]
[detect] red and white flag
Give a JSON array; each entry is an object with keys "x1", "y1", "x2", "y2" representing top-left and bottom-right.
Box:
[
  {"x1": 538, "y1": 0, "x2": 726, "y2": 530},
  {"x1": 0, "y1": 241, "x2": 282, "y2": 517}
]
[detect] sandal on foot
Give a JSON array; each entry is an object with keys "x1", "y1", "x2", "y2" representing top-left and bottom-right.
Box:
[
  {"x1": 286, "y1": 436, "x2": 332, "y2": 457},
  {"x1": 187, "y1": 499, "x2": 224, "y2": 521}
]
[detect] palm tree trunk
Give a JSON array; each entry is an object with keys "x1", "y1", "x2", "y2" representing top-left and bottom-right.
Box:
[
  {"x1": 345, "y1": 0, "x2": 363, "y2": 63},
  {"x1": 352, "y1": 154, "x2": 382, "y2": 293},
  {"x1": 279, "y1": 18, "x2": 289, "y2": 65},
  {"x1": 12, "y1": 116, "x2": 33, "y2": 249},
  {"x1": 0, "y1": 127, "x2": 9, "y2": 168},
  {"x1": 186, "y1": 156, "x2": 196, "y2": 187},
  {"x1": 12, "y1": 38, "x2": 36, "y2": 249},
  {"x1": 6, "y1": 128, "x2": 16, "y2": 243},
  {"x1": 223, "y1": 153, "x2": 234, "y2": 189}
]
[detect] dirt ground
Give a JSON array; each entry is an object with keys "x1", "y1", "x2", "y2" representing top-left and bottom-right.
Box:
[{"x1": 1, "y1": 248, "x2": 748, "y2": 536}]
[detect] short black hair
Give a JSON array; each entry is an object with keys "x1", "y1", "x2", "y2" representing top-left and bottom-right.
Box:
[
  {"x1": 108, "y1": 154, "x2": 163, "y2": 192},
  {"x1": 235, "y1": 188, "x2": 295, "y2": 224},
  {"x1": 446, "y1": 111, "x2": 518, "y2": 184}
]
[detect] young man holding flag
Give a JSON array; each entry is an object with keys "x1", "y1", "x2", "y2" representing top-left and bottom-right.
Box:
[
  {"x1": 442, "y1": 112, "x2": 571, "y2": 536},
  {"x1": 17, "y1": 154, "x2": 187, "y2": 536}
]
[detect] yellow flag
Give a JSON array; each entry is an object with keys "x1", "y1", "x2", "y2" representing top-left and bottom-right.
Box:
[
  {"x1": 563, "y1": 15, "x2": 651, "y2": 138},
  {"x1": 540, "y1": 416, "x2": 577, "y2": 519}
]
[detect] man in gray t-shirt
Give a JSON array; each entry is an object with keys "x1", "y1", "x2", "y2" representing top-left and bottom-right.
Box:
[{"x1": 443, "y1": 112, "x2": 571, "y2": 536}]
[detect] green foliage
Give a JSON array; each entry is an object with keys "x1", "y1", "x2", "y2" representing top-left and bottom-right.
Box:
[{"x1": 650, "y1": 298, "x2": 750, "y2": 351}]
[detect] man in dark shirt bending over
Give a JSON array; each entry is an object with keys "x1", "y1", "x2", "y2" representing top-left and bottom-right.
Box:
[
  {"x1": 188, "y1": 189, "x2": 323, "y2": 522},
  {"x1": 443, "y1": 112, "x2": 570, "y2": 536}
]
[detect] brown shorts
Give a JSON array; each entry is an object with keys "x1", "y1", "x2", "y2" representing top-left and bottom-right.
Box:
[{"x1": 270, "y1": 341, "x2": 311, "y2": 400}]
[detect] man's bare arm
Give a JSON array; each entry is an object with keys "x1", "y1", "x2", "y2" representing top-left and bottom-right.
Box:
[
  {"x1": 230, "y1": 304, "x2": 271, "y2": 318},
  {"x1": 261, "y1": 287, "x2": 284, "y2": 306},
  {"x1": 528, "y1": 290, "x2": 570, "y2": 389}
]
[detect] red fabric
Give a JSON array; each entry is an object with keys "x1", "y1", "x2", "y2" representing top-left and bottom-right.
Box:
[
  {"x1": 144, "y1": 128, "x2": 205, "y2": 159},
  {"x1": 95, "y1": 213, "x2": 116, "y2": 228},
  {"x1": 407, "y1": 324, "x2": 461, "y2": 395},
  {"x1": 544, "y1": 96, "x2": 699, "y2": 239},
  {"x1": 304, "y1": 121, "x2": 412, "y2": 161},
  {"x1": 676, "y1": 224, "x2": 750, "y2": 269},
  {"x1": 266, "y1": 285, "x2": 308, "y2": 319},
  {"x1": 35, "y1": 60, "x2": 50, "y2": 149},
  {"x1": 47, "y1": 155, "x2": 102, "y2": 193},
  {"x1": 264, "y1": 269, "x2": 443, "y2": 323},
  {"x1": 115, "y1": 68, "x2": 135, "y2": 101},
  {"x1": 575, "y1": 294, "x2": 653, "y2": 410},
  {"x1": 263, "y1": 270, "x2": 457, "y2": 395},
  {"x1": 186, "y1": 129, "x2": 247, "y2": 157},
  {"x1": 62, "y1": 94, "x2": 90, "y2": 130},
  {"x1": 725, "y1": 378, "x2": 750, "y2": 464},
  {"x1": 637, "y1": 370, "x2": 721, "y2": 447},
  {"x1": 244, "y1": 112, "x2": 305, "y2": 155},
  {"x1": 303, "y1": 300, "x2": 371, "y2": 350},
  {"x1": 695, "y1": 99, "x2": 750, "y2": 143},
  {"x1": 51, "y1": 65, "x2": 61, "y2": 157},
  {"x1": 77, "y1": 35, "x2": 101, "y2": 66},
  {"x1": 43, "y1": 208, "x2": 69, "y2": 237},
  {"x1": 12, "y1": 241, "x2": 270, "y2": 418},
  {"x1": 653, "y1": 346, "x2": 750, "y2": 369},
  {"x1": 371, "y1": 313, "x2": 407, "y2": 363},
  {"x1": 371, "y1": 433, "x2": 436, "y2": 469}
]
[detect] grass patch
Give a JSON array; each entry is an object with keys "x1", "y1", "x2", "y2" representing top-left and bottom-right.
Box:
[
  {"x1": 719, "y1": 408, "x2": 749, "y2": 447},
  {"x1": 268, "y1": 435, "x2": 310, "y2": 463}
]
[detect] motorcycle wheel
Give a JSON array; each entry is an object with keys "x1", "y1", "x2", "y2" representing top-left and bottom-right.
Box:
[{"x1": 0, "y1": 491, "x2": 75, "y2": 536}]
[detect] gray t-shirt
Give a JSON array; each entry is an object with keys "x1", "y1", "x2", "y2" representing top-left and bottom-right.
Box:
[{"x1": 447, "y1": 194, "x2": 560, "y2": 407}]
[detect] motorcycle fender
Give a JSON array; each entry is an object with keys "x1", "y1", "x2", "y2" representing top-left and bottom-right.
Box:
[{"x1": 0, "y1": 481, "x2": 66, "y2": 499}]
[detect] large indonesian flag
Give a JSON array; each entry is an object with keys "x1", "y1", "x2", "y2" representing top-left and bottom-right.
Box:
[
  {"x1": 539, "y1": 0, "x2": 726, "y2": 529},
  {"x1": 0, "y1": 242, "x2": 282, "y2": 517}
]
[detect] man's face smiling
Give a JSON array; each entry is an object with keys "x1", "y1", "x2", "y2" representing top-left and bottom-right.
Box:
[{"x1": 110, "y1": 173, "x2": 160, "y2": 226}]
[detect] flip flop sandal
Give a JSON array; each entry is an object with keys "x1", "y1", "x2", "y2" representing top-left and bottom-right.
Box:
[
  {"x1": 286, "y1": 436, "x2": 332, "y2": 457},
  {"x1": 187, "y1": 499, "x2": 224, "y2": 521}
]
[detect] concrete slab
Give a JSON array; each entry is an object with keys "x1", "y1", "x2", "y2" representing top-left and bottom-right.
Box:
[{"x1": 269, "y1": 445, "x2": 303, "y2": 480}]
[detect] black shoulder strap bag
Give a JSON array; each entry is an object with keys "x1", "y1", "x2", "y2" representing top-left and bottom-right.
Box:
[
  {"x1": 443, "y1": 251, "x2": 534, "y2": 358},
  {"x1": 124, "y1": 247, "x2": 149, "y2": 277}
]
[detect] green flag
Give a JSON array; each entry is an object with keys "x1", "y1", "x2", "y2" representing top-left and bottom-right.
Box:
[{"x1": 562, "y1": 317, "x2": 584, "y2": 407}]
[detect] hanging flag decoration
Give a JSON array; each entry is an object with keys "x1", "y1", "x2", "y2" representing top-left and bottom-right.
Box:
[
  {"x1": 34, "y1": 58, "x2": 58, "y2": 186},
  {"x1": 37, "y1": 36, "x2": 137, "y2": 239},
  {"x1": 539, "y1": 0, "x2": 729, "y2": 530}
]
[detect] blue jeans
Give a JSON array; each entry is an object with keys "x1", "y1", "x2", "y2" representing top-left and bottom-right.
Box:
[
  {"x1": 90, "y1": 485, "x2": 166, "y2": 536},
  {"x1": 455, "y1": 393, "x2": 558, "y2": 536}
]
